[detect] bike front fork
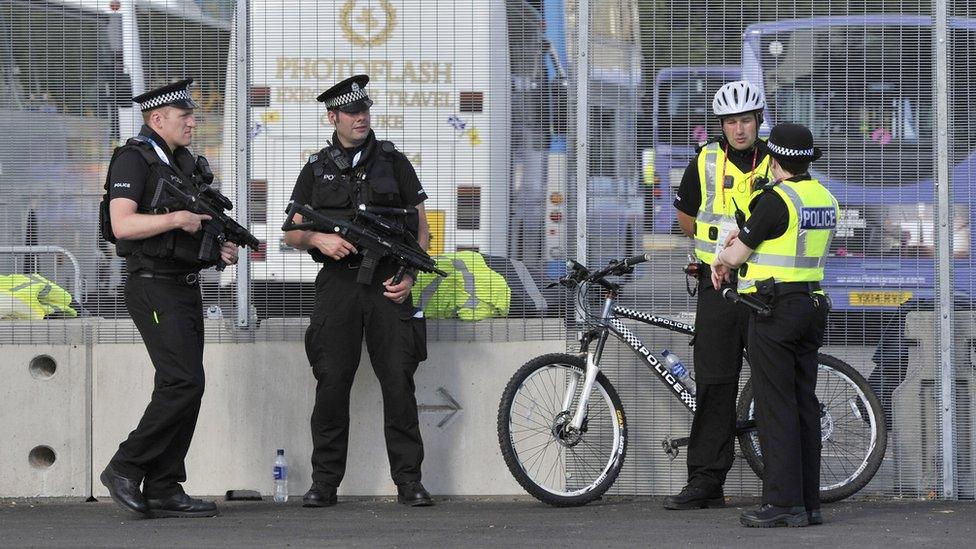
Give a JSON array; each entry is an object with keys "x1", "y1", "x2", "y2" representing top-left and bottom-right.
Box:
[{"x1": 565, "y1": 327, "x2": 610, "y2": 431}]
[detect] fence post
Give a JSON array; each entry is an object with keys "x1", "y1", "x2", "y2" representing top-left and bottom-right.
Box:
[
  {"x1": 235, "y1": 0, "x2": 252, "y2": 328},
  {"x1": 934, "y1": 0, "x2": 956, "y2": 500},
  {"x1": 574, "y1": 0, "x2": 589, "y2": 266}
]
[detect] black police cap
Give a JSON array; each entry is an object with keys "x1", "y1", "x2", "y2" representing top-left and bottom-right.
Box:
[
  {"x1": 317, "y1": 74, "x2": 373, "y2": 113},
  {"x1": 132, "y1": 78, "x2": 199, "y2": 112},
  {"x1": 766, "y1": 122, "x2": 822, "y2": 162}
]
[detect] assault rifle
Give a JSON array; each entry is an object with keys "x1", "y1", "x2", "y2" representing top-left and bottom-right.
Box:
[
  {"x1": 151, "y1": 176, "x2": 260, "y2": 269},
  {"x1": 282, "y1": 201, "x2": 447, "y2": 285}
]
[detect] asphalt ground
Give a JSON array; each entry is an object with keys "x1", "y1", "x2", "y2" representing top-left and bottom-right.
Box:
[{"x1": 0, "y1": 496, "x2": 971, "y2": 548}]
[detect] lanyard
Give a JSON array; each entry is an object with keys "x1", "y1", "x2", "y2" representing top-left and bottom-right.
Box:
[{"x1": 133, "y1": 135, "x2": 171, "y2": 166}]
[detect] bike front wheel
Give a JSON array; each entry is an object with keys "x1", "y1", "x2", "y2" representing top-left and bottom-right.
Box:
[
  {"x1": 497, "y1": 353, "x2": 627, "y2": 506},
  {"x1": 736, "y1": 353, "x2": 887, "y2": 503}
]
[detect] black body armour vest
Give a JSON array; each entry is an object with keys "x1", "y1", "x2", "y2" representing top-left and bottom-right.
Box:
[
  {"x1": 101, "y1": 137, "x2": 207, "y2": 273},
  {"x1": 306, "y1": 138, "x2": 415, "y2": 263}
]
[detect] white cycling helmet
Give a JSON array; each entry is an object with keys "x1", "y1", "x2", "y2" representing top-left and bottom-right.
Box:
[{"x1": 712, "y1": 80, "x2": 766, "y2": 117}]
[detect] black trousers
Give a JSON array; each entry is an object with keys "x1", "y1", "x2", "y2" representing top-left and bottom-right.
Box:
[
  {"x1": 305, "y1": 261, "x2": 427, "y2": 487},
  {"x1": 111, "y1": 275, "x2": 205, "y2": 498},
  {"x1": 686, "y1": 280, "x2": 750, "y2": 489},
  {"x1": 748, "y1": 292, "x2": 828, "y2": 510}
]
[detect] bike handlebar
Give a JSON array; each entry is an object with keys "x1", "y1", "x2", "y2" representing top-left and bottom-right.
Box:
[
  {"x1": 548, "y1": 253, "x2": 651, "y2": 291},
  {"x1": 721, "y1": 288, "x2": 772, "y2": 317},
  {"x1": 587, "y1": 253, "x2": 650, "y2": 282}
]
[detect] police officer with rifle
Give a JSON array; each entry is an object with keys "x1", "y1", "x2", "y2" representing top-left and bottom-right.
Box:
[
  {"x1": 98, "y1": 78, "x2": 254, "y2": 518},
  {"x1": 282, "y1": 75, "x2": 437, "y2": 507}
]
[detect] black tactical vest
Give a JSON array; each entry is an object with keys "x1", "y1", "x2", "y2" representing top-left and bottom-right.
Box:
[
  {"x1": 101, "y1": 137, "x2": 207, "y2": 273},
  {"x1": 306, "y1": 138, "x2": 413, "y2": 263}
]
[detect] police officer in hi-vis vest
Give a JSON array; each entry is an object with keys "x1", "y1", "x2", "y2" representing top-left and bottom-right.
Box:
[
  {"x1": 282, "y1": 75, "x2": 434, "y2": 508},
  {"x1": 711, "y1": 122, "x2": 838, "y2": 528},
  {"x1": 100, "y1": 79, "x2": 238, "y2": 518},
  {"x1": 666, "y1": 81, "x2": 771, "y2": 510}
]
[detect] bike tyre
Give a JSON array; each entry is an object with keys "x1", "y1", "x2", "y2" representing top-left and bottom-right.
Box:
[
  {"x1": 497, "y1": 353, "x2": 627, "y2": 507},
  {"x1": 735, "y1": 353, "x2": 887, "y2": 503}
]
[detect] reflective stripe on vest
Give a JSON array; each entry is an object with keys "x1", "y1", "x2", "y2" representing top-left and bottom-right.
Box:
[
  {"x1": 738, "y1": 178, "x2": 838, "y2": 293},
  {"x1": 693, "y1": 141, "x2": 770, "y2": 264}
]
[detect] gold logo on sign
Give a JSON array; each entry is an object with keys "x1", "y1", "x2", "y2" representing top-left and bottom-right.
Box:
[{"x1": 340, "y1": 0, "x2": 397, "y2": 47}]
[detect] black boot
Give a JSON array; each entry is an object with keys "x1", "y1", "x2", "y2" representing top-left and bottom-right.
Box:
[
  {"x1": 302, "y1": 483, "x2": 338, "y2": 508},
  {"x1": 145, "y1": 492, "x2": 218, "y2": 518},
  {"x1": 663, "y1": 484, "x2": 724, "y2": 510},
  {"x1": 740, "y1": 503, "x2": 809, "y2": 528},
  {"x1": 99, "y1": 465, "x2": 149, "y2": 517},
  {"x1": 396, "y1": 481, "x2": 433, "y2": 507}
]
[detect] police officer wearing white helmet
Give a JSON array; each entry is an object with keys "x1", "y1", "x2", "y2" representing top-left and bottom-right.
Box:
[{"x1": 665, "y1": 80, "x2": 772, "y2": 510}]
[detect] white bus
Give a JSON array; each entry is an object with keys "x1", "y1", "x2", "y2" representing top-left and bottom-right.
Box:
[
  {"x1": 0, "y1": 0, "x2": 231, "y2": 316},
  {"x1": 222, "y1": 0, "x2": 643, "y2": 317}
]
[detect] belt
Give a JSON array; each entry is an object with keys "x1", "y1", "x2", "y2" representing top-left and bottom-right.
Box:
[
  {"x1": 774, "y1": 281, "x2": 821, "y2": 295},
  {"x1": 135, "y1": 272, "x2": 199, "y2": 285}
]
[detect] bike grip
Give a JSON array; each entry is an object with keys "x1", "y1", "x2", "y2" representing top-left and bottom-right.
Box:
[{"x1": 624, "y1": 253, "x2": 651, "y2": 266}]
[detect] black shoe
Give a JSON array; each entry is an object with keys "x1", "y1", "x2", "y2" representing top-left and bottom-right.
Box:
[
  {"x1": 146, "y1": 492, "x2": 218, "y2": 518},
  {"x1": 302, "y1": 483, "x2": 337, "y2": 508},
  {"x1": 663, "y1": 484, "x2": 724, "y2": 510},
  {"x1": 740, "y1": 503, "x2": 809, "y2": 528},
  {"x1": 396, "y1": 481, "x2": 433, "y2": 507},
  {"x1": 808, "y1": 508, "x2": 823, "y2": 525},
  {"x1": 99, "y1": 465, "x2": 149, "y2": 517}
]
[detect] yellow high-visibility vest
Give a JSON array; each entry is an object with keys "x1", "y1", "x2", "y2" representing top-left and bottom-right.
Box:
[
  {"x1": 738, "y1": 178, "x2": 839, "y2": 293},
  {"x1": 0, "y1": 274, "x2": 77, "y2": 320},
  {"x1": 412, "y1": 251, "x2": 511, "y2": 320},
  {"x1": 694, "y1": 140, "x2": 771, "y2": 264}
]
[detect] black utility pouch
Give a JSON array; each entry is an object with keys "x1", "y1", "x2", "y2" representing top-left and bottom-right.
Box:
[{"x1": 755, "y1": 277, "x2": 777, "y2": 307}]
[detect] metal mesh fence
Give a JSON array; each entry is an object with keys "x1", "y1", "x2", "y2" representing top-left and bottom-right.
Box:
[{"x1": 0, "y1": 0, "x2": 973, "y2": 498}]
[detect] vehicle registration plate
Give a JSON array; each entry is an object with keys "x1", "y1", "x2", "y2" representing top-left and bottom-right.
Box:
[{"x1": 848, "y1": 291, "x2": 913, "y2": 307}]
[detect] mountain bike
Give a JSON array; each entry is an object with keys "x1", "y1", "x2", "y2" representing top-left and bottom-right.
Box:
[{"x1": 497, "y1": 254, "x2": 887, "y2": 507}]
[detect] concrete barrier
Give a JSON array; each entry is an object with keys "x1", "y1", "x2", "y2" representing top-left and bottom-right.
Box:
[
  {"x1": 892, "y1": 311, "x2": 976, "y2": 498},
  {"x1": 0, "y1": 320, "x2": 90, "y2": 497},
  {"x1": 91, "y1": 319, "x2": 564, "y2": 497}
]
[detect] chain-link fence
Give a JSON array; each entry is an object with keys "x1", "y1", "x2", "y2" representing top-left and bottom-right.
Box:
[{"x1": 1, "y1": 0, "x2": 973, "y2": 498}]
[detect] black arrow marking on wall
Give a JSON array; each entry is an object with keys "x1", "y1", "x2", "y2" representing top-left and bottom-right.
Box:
[{"x1": 419, "y1": 387, "x2": 462, "y2": 428}]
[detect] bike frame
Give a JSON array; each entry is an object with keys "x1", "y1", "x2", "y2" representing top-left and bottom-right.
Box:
[{"x1": 567, "y1": 283, "x2": 698, "y2": 432}]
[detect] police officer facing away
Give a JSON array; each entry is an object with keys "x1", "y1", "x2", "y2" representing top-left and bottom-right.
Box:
[
  {"x1": 711, "y1": 123, "x2": 838, "y2": 527},
  {"x1": 665, "y1": 81, "x2": 771, "y2": 510},
  {"x1": 282, "y1": 75, "x2": 434, "y2": 507},
  {"x1": 100, "y1": 79, "x2": 238, "y2": 518}
]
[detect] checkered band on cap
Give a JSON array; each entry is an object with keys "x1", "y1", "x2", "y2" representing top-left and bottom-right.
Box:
[
  {"x1": 139, "y1": 88, "x2": 191, "y2": 111},
  {"x1": 325, "y1": 88, "x2": 370, "y2": 109},
  {"x1": 767, "y1": 141, "x2": 814, "y2": 157}
]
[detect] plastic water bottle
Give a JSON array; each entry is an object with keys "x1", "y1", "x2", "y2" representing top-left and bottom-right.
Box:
[
  {"x1": 273, "y1": 449, "x2": 288, "y2": 504},
  {"x1": 662, "y1": 350, "x2": 696, "y2": 396}
]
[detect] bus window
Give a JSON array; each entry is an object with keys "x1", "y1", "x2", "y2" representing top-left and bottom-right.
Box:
[
  {"x1": 589, "y1": 105, "x2": 618, "y2": 177},
  {"x1": 0, "y1": 0, "x2": 126, "y2": 117},
  {"x1": 135, "y1": 4, "x2": 230, "y2": 116},
  {"x1": 760, "y1": 25, "x2": 934, "y2": 186},
  {"x1": 658, "y1": 75, "x2": 727, "y2": 147}
]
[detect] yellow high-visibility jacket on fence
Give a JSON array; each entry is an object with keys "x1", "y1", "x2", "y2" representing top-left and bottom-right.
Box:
[
  {"x1": 0, "y1": 274, "x2": 77, "y2": 320},
  {"x1": 412, "y1": 251, "x2": 511, "y2": 320}
]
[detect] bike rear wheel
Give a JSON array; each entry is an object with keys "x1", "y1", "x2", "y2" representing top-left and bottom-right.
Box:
[
  {"x1": 736, "y1": 353, "x2": 887, "y2": 503},
  {"x1": 497, "y1": 353, "x2": 627, "y2": 506}
]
